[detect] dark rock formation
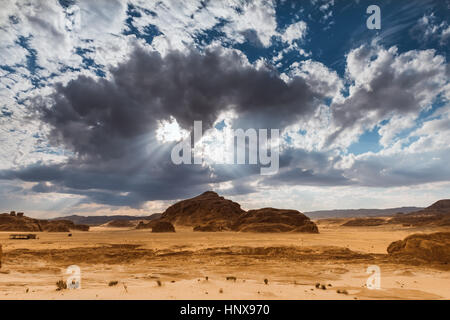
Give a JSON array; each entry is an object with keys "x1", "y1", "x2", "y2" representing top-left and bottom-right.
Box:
[
  {"x1": 106, "y1": 220, "x2": 134, "y2": 228},
  {"x1": 136, "y1": 220, "x2": 159, "y2": 229},
  {"x1": 193, "y1": 222, "x2": 227, "y2": 232},
  {"x1": 152, "y1": 221, "x2": 175, "y2": 233},
  {"x1": 387, "y1": 232, "x2": 450, "y2": 264},
  {"x1": 342, "y1": 218, "x2": 386, "y2": 227},
  {"x1": 231, "y1": 208, "x2": 319, "y2": 233},
  {"x1": 160, "y1": 191, "x2": 244, "y2": 228},
  {"x1": 0, "y1": 213, "x2": 89, "y2": 232}
]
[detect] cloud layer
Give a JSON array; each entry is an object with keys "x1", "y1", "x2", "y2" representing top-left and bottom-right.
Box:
[{"x1": 0, "y1": 0, "x2": 449, "y2": 215}]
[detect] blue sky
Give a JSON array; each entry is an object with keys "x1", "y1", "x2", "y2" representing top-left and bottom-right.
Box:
[{"x1": 0, "y1": 0, "x2": 449, "y2": 217}]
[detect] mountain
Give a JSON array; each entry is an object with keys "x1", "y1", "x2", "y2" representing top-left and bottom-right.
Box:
[
  {"x1": 51, "y1": 213, "x2": 162, "y2": 226},
  {"x1": 388, "y1": 199, "x2": 450, "y2": 226},
  {"x1": 306, "y1": 207, "x2": 423, "y2": 219}
]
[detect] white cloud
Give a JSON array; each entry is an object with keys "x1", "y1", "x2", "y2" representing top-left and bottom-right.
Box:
[
  {"x1": 328, "y1": 44, "x2": 448, "y2": 150},
  {"x1": 281, "y1": 20, "x2": 307, "y2": 44}
]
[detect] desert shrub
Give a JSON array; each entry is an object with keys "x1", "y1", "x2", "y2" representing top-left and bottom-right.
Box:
[
  {"x1": 56, "y1": 280, "x2": 67, "y2": 291},
  {"x1": 108, "y1": 281, "x2": 118, "y2": 287},
  {"x1": 156, "y1": 280, "x2": 162, "y2": 287},
  {"x1": 337, "y1": 289, "x2": 348, "y2": 295},
  {"x1": 264, "y1": 278, "x2": 269, "y2": 285}
]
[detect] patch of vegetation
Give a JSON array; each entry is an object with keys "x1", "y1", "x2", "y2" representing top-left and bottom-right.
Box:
[{"x1": 56, "y1": 280, "x2": 67, "y2": 291}]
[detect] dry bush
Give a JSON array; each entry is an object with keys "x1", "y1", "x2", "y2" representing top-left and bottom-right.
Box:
[
  {"x1": 56, "y1": 280, "x2": 67, "y2": 291},
  {"x1": 108, "y1": 281, "x2": 118, "y2": 287}
]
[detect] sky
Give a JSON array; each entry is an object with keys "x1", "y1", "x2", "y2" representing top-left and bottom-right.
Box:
[{"x1": 0, "y1": 0, "x2": 449, "y2": 218}]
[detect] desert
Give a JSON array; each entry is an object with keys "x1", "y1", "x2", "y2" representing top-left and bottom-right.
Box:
[{"x1": 0, "y1": 192, "x2": 449, "y2": 300}]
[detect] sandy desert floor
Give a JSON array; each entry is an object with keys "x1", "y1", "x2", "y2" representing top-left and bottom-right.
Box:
[{"x1": 0, "y1": 222, "x2": 449, "y2": 300}]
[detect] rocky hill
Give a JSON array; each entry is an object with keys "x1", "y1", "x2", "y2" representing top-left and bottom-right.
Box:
[
  {"x1": 387, "y1": 232, "x2": 450, "y2": 264},
  {"x1": 388, "y1": 199, "x2": 450, "y2": 226},
  {"x1": 104, "y1": 220, "x2": 135, "y2": 228},
  {"x1": 0, "y1": 212, "x2": 89, "y2": 232},
  {"x1": 160, "y1": 191, "x2": 245, "y2": 228},
  {"x1": 342, "y1": 218, "x2": 387, "y2": 227},
  {"x1": 146, "y1": 191, "x2": 319, "y2": 233},
  {"x1": 231, "y1": 208, "x2": 319, "y2": 233}
]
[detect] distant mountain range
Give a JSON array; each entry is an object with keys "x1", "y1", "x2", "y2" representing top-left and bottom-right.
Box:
[
  {"x1": 51, "y1": 213, "x2": 162, "y2": 226},
  {"x1": 305, "y1": 207, "x2": 423, "y2": 219},
  {"x1": 50, "y1": 206, "x2": 424, "y2": 225}
]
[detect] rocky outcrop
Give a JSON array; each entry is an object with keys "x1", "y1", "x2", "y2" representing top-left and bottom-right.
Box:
[
  {"x1": 0, "y1": 213, "x2": 89, "y2": 232},
  {"x1": 0, "y1": 214, "x2": 41, "y2": 231},
  {"x1": 136, "y1": 220, "x2": 162, "y2": 229},
  {"x1": 154, "y1": 192, "x2": 319, "y2": 233},
  {"x1": 387, "y1": 232, "x2": 450, "y2": 264},
  {"x1": 106, "y1": 220, "x2": 134, "y2": 228},
  {"x1": 388, "y1": 199, "x2": 450, "y2": 226},
  {"x1": 151, "y1": 221, "x2": 175, "y2": 233},
  {"x1": 193, "y1": 222, "x2": 227, "y2": 232},
  {"x1": 231, "y1": 208, "x2": 319, "y2": 233},
  {"x1": 342, "y1": 218, "x2": 386, "y2": 227},
  {"x1": 160, "y1": 191, "x2": 244, "y2": 228}
]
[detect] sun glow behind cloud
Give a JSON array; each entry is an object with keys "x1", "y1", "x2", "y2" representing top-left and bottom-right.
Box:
[{"x1": 156, "y1": 116, "x2": 189, "y2": 143}]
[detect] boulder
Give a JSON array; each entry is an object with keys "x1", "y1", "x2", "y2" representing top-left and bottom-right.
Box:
[{"x1": 152, "y1": 221, "x2": 175, "y2": 233}]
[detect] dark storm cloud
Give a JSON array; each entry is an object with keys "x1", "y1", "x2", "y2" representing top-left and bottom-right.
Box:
[
  {"x1": 2, "y1": 155, "x2": 222, "y2": 207},
  {"x1": 2, "y1": 44, "x2": 446, "y2": 208},
  {"x1": 34, "y1": 46, "x2": 322, "y2": 160},
  {"x1": 0, "y1": 45, "x2": 334, "y2": 207},
  {"x1": 261, "y1": 148, "x2": 353, "y2": 187}
]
